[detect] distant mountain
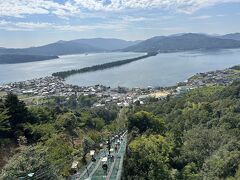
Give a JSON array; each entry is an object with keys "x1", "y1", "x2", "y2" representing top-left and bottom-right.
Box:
[
  {"x1": 122, "y1": 33, "x2": 240, "y2": 52},
  {"x1": 0, "y1": 54, "x2": 59, "y2": 64},
  {"x1": 69, "y1": 38, "x2": 141, "y2": 51},
  {"x1": 219, "y1": 33, "x2": 240, "y2": 41},
  {"x1": 0, "y1": 38, "x2": 141, "y2": 57},
  {"x1": 1, "y1": 34, "x2": 240, "y2": 64},
  {"x1": 0, "y1": 41, "x2": 103, "y2": 56}
]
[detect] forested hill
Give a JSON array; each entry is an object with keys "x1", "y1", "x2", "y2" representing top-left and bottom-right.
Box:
[
  {"x1": 124, "y1": 81, "x2": 240, "y2": 179},
  {"x1": 0, "y1": 41, "x2": 103, "y2": 56},
  {"x1": 122, "y1": 33, "x2": 240, "y2": 52},
  {"x1": 0, "y1": 94, "x2": 123, "y2": 178},
  {"x1": 220, "y1": 33, "x2": 240, "y2": 41},
  {"x1": 0, "y1": 38, "x2": 140, "y2": 56},
  {"x1": 0, "y1": 54, "x2": 59, "y2": 64}
]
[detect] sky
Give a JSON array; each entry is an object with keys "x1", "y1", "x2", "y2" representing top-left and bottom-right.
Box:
[{"x1": 0, "y1": 0, "x2": 240, "y2": 48}]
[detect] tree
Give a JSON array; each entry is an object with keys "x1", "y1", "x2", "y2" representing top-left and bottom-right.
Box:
[
  {"x1": 4, "y1": 93, "x2": 30, "y2": 137},
  {"x1": 180, "y1": 127, "x2": 225, "y2": 168},
  {"x1": 29, "y1": 106, "x2": 54, "y2": 124},
  {"x1": 67, "y1": 95, "x2": 78, "y2": 109},
  {"x1": 92, "y1": 107, "x2": 118, "y2": 124},
  {"x1": 0, "y1": 110, "x2": 10, "y2": 137},
  {"x1": 26, "y1": 123, "x2": 56, "y2": 141},
  {"x1": 45, "y1": 134, "x2": 76, "y2": 177},
  {"x1": 124, "y1": 135, "x2": 173, "y2": 179},
  {"x1": 181, "y1": 163, "x2": 200, "y2": 180},
  {"x1": 201, "y1": 140, "x2": 240, "y2": 179},
  {"x1": 87, "y1": 118, "x2": 105, "y2": 131},
  {"x1": 55, "y1": 112, "x2": 77, "y2": 136},
  {"x1": 128, "y1": 111, "x2": 165, "y2": 134},
  {"x1": 82, "y1": 137, "x2": 95, "y2": 164},
  {"x1": 0, "y1": 145, "x2": 59, "y2": 179}
]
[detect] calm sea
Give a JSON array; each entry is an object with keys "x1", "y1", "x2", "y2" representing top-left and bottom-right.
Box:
[{"x1": 1, "y1": 49, "x2": 240, "y2": 88}]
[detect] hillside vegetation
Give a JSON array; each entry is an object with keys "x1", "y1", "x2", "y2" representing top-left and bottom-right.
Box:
[
  {"x1": 1, "y1": 81, "x2": 240, "y2": 179},
  {"x1": 0, "y1": 94, "x2": 124, "y2": 178},
  {"x1": 124, "y1": 82, "x2": 240, "y2": 179}
]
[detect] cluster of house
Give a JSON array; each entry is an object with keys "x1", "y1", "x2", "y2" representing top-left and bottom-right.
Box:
[
  {"x1": 184, "y1": 68, "x2": 240, "y2": 87},
  {"x1": 1, "y1": 76, "x2": 76, "y2": 97},
  {"x1": 0, "y1": 76, "x2": 174, "y2": 107},
  {"x1": 0, "y1": 76, "x2": 112, "y2": 98},
  {"x1": 92, "y1": 86, "x2": 170, "y2": 107},
  {"x1": 4, "y1": 71, "x2": 230, "y2": 107}
]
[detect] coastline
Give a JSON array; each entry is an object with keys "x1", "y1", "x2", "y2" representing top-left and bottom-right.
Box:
[{"x1": 1, "y1": 64, "x2": 240, "y2": 107}]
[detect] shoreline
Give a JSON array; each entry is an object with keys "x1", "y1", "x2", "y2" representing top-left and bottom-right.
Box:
[
  {"x1": 1, "y1": 64, "x2": 240, "y2": 107},
  {"x1": 1, "y1": 64, "x2": 240, "y2": 95},
  {"x1": 1, "y1": 63, "x2": 240, "y2": 90}
]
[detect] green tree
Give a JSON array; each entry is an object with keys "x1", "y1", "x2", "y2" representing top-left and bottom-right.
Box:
[
  {"x1": 128, "y1": 111, "x2": 165, "y2": 134},
  {"x1": 180, "y1": 128, "x2": 226, "y2": 168},
  {"x1": 29, "y1": 106, "x2": 54, "y2": 124},
  {"x1": 82, "y1": 136, "x2": 95, "y2": 164},
  {"x1": 181, "y1": 163, "x2": 200, "y2": 180},
  {"x1": 201, "y1": 140, "x2": 240, "y2": 179},
  {"x1": 125, "y1": 135, "x2": 173, "y2": 180},
  {"x1": 0, "y1": 110, "x2": 10, "y2": 136},
  {"x1": 92, "y1": 118, "x2": 105, "y2": 130},
  {"x1": 4, "y1": 93, "x2": 30, "y2": 137},
  {"x1": 0, "y1": 145, "x2": 59, "y2": 179},
  {"x1": 67, "y1": 95, "x2": 78, "y2": 109},
  {"x1": 45, "y1": 134, "x2": 76, "y2": 177},
  {"x1": 26, "y1": 123, "x2": 56, "y2": 141},
  {"x1": 55, "y1": 112, "x2": 77, "y2": 136},
  {"x1": 92, "y1": 107, "x2": 118, "y2": 124}
]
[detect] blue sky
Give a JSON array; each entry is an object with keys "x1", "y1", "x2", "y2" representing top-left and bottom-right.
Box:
[{"x1": 0, "y1": 0, "x2": 240, "y2": 48}]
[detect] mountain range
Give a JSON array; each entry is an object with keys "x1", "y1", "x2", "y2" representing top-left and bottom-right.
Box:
[
  {"x1": 0, "y1": 38, "x2": 140, "y2": 56},
  {"x1": 122, "y1": 33, "x2": 240, "y2": 52},
  {"x1": 0, "y1": 34, "x2": 240, "y2": 64},
  {"x1": 219, "y1": 33, "x2": 240, "y2": 41},
  {"x1": 0, "y1": 54, "x2": 58, "y2": 64}
]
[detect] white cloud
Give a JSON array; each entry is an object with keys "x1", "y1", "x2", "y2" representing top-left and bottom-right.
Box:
[
  {"x1": 74, "y1": 0, "x2": 240, "y2": 13},
  {"x1": 136, "y1": 26, "x2": 186, "y2": 32},
  {"x1": 191, "y1": 15, "x2": 212, "y2": 20},
  {"x1": 16, "y1": 22, "x2": 53, "y2": 29},
  {"x1": 0, "y1": 0, "x2": 80, "y2": 18},
  {"x1": 0, "y1": 20, "x2": 128, "y2": 32},
  {"x1": 0, "y1": 20, "x2": 54, "y2": 31},
  {"x1": 0, "y1": 0, "x2": 239, "y2": 19},
  {"x1": 122, "y1": 16, "x2": 149, "y2": 22}
]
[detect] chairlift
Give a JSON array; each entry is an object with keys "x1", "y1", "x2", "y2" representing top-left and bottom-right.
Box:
[
  {"x1": 110, "y1": 148, "x2": 114, "y2": 153},
  {"x1": 101, "y1": 157, "x2": 108, "y2": 163},
  {"x1": 91, "y1": 157, "x2": 96, "y2": 162},
  {"x1": 90, "y1": 150, "x2": 95, "y2": 156},
  {"x1": 102, "y1": 163, "x2": 108, "y2": 171}
]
